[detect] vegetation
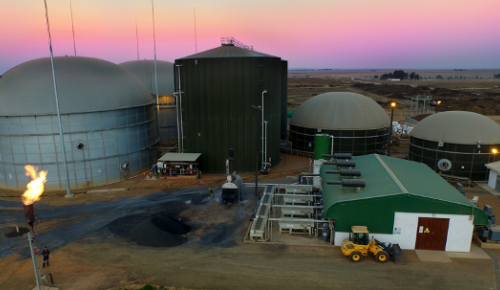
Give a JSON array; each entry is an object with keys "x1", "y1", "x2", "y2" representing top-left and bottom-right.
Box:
[
  {"x1": 380, "y1": 70, "x2": 413, "y2": 80},
  {"x1": 494, "y1": 73, "x2": 500, "y2": 79},
  {"x1": 436, "y1": 75, "x2": 444, "y2": 79}
]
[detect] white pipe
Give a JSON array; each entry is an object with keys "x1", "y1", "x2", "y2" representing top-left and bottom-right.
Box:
[
  {"x1": 330, "y1": 135, "x2": 334, "y2": 157},
  {"x1": 176, "y1": 65, "x2": 184, "y2": 152},
  {"x1": 264, "y1": 121, "x2": 268, "y2": 166},
  {"x1": 261, "y1": 90, "x2": 267, "y2": 167}
]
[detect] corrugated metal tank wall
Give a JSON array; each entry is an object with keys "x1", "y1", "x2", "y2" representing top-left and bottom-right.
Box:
[
  {"x1": 0, "y1": 106, "x2": 157, "y2": 191},
  {"x1": 175, "y1": 55, "x2": 283, "y2": 173},
  {"x1": 280, "y1": 60, "x2": 288, "y2": 140}
]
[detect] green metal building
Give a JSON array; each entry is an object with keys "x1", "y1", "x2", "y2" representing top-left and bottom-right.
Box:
[
  {"x1": 174, "y1": 43, "x2": 287, "y2": 173},
  {"x1": 320, "y1": 154, "x2": 487, "y2": 251}
]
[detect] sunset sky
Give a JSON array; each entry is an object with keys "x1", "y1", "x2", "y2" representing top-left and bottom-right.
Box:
[{"x1": 1, "y1": 0, "x2": 499, "y2": 74}]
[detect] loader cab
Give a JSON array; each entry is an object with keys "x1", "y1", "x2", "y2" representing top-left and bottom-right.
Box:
[{"x1": 350, "y1": 226, "x2": 370, "y2": 245}]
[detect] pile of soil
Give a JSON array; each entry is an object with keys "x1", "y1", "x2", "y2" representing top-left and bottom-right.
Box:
[{"x1": 128, "y1": 215, "x2": 191, "y2": 248}]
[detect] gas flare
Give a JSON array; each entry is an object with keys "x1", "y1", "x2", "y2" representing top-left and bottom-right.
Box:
[{"x1": 22, "y1": 165, "x2": 47, "y2": 205}]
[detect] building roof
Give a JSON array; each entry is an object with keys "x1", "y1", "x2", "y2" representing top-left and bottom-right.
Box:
[
  {"x1": 158, "y1": 153, "x2": 201, "y2": 162},
  {"x1": 485, "y1": 161, "x2": 500, "y2": 173},
  {"x1": 410, "y1": 111, "x2": 500, "y2": 145},
  {"x1": 178, "y1": 44, "x2": 279, "y2": 59},
  {"x1": 322, "y1": 154, "x2": 476, "y2": 207},
  {"x1": 290, "y1": 92, "x2": 390, "y2": 130},
  {"x1": 0, "y1": 57, "x2": 153, "y2": 116},
  {"x1": 119, "y1": 60, "x2": 175, "y2": 96}
]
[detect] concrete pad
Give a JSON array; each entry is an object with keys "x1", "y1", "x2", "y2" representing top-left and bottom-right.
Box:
[
  {"x1": 415, "y1": 250, "x2": 452, "y2": 262},
  {"x1": 109, "y1": 188, "x2": 128, "y2": 192},
  {"x1": 447, "y1": 243, "x2": 491, "y2": 259},
  {"x1": 86, "y1": 189, "x2": 109, "y2": 194},
  {"x1": 32, "y1": 286, "x2": 59, "y2": 290}
]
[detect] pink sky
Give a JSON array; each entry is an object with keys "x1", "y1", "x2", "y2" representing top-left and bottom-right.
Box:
[{"x1": 1, "y1": 0, "x2": 499, "y2": 74}]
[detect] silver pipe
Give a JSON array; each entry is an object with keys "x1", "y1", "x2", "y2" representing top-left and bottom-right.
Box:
[
  {"x1": 151, "y1": 0, "x2": 161, "y2": 146},
  {"x1": 267, "y1": 217, "x2": 326, "y2": 222},
  {"x1": 330, "y1": 135, "x2": 334, "y2": 156},
  {"x1": 175, "y1": 95, "x2": 180, "y2": 151},
  {"x1": 70, "y1": 0, "x2": 77, "y2": 56},
  {"x1": 261, "y1": 90, "x2": 267, "y2": 167},
  {"x1": 28, "y1": 232, "x2": 42, "y2": 290},
  {"x1": 176, "y1": 65, "x2": 184, "y2": 152},
  {"x1": 264, "y1": 120, "x2": 268, "y2": 167},
  {"x1": 43, "y1": 0, "x2": 73, "y2": 197}
]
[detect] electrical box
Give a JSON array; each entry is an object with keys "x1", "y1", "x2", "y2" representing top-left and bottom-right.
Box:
[{"x1": 484, "y1": 205, "x2": 493, "y2": 215}]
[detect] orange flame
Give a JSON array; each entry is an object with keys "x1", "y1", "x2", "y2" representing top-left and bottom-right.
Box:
[{"x1": 21, "y1": 165, "x2": 48, "y2": 205}]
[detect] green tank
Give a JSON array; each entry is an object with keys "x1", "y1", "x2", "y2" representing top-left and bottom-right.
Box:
[{"x1": 315, "y1": 134, "x2": 330, "y2": 160}]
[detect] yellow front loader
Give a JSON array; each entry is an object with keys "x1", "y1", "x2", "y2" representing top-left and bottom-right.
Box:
[{"x1": 341, "y1": 226, "x2": 389, "y2": 263}]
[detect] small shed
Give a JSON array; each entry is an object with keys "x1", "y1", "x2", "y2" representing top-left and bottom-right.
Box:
[
  {"x1": 485, "y1": 161, "x2": 500, "y2": 191},
  {"x1": 157, "y1": 153, "x2": 201, "y2": 177},
  {"x1": 321, "y1": 154, "x2": 488, "y2": 252}
]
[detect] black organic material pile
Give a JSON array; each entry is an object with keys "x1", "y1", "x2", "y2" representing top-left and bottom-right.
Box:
[{"x1": 128, "y1": 214, "x2": 191, "y2": 247}]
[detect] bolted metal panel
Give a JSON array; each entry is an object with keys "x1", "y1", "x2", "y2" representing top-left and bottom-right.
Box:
[
  {"x1": 0, "y1": 105, "x2": 157, "y2": 191},
  {"x1": 280, "y1": 60, "x2": 288, "y2": 140},
  {"x1": 175, "y1": 49, "x2": 283, "y2": 173}
]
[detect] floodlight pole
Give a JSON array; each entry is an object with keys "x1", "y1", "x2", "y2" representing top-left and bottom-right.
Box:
[
  {"x1": 43, "y1": 0, "x2": 73, "y2": 197},
  {"x1": 252, "y1": 105, "x2": 262, "y2": 196}
]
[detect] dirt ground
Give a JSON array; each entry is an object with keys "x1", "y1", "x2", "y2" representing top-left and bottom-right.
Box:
[{"x1": 1, "y1": 154, "x2": 499, "y2": 290}]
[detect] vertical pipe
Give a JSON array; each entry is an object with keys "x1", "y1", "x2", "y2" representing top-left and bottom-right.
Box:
[
  {"x1": 264, "y1": 121, "x2": 268, "y2": 167},
  {"x1": 28, "y1": 232, "x2": 42, "y2": 290},
  {"x1": 151, "y1": 0, "x2": 161, "y2": 146},
  {"x1": 70, "y1": 0, "x2": 77, "y2": 56},
  {"x1": 43, "y1": 0, "x2": 72, "y2": 197},
  {"x1": 330, "y1": 135, "x2": 334, "y2": 156},
  {"x1": 255, "y1": 109, "x2": 259, "y2": 196},
  {"x1": 175, "y1": 95, "x2": 180, "y2": 151},
  {"x1": 193, "y1": 7, "x2": 198, "y2": 53},
  {"x1": 176, "y1": 65, "x2": 184, "y2": 152},
  {"x1": 135, "y1": 17, "x2": 139, "y2": 60},
  {"x1": 261, "y1": 90, "x2": 266, "y2": 167},
  {"x1": 387, "y1": 107, "x2": 394, "y2": 156}
]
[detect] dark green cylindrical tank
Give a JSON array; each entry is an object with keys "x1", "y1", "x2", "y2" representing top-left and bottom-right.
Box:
[
  {"x1": 175, "y1": 44, "x2": 287, "y2": 173},
  {"x1": 314, "y1": 134, "x2": 330, "y2": 160}
]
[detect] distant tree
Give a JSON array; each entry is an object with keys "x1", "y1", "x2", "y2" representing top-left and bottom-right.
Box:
[
  {"x1": 414, "y1": 74, "x2": 420, "y2": 80},
  {"x1": 436, "y1": 75, "x2": 444, "y2": 79},
  {"x1": 380, "y1": 73, "x2": 393, "y2": 80},
  {"x1": 494, "y1": 73, "x2": 500, "y2": 79},
  {"x1": 393, "y1": 70, "x2": 409, "y2": 80},
  {"x1": 374, "y1": 75, "x2": 379, "y2": 79},
  {"x1": 410, "y1": 72, "x2": 416, "y2": 79}
]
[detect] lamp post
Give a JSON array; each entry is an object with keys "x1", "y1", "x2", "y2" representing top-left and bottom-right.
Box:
[
  {"x1": 252, "y1": 105, "x2": 262, "y2": 196},
  {"x1": 435, "y1": 100, "x2": 441, "y2": 113},
  {"x1": 387, "y1": 102, "x2": 396, "y2": 156}
]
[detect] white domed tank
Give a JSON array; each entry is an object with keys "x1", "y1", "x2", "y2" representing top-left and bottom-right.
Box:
[
  {"x1": 289, "y1": 92, "x2": 390, "y2": 155},
  {"x1": 0, "y1": 56, "x2": 158, "y2": 191},
  {"x1": 119, "y1": 60, "x2": 176, "y2": 146},
  {"x1": 409, "y1": 111, "x2": 500, "y2": 181}
]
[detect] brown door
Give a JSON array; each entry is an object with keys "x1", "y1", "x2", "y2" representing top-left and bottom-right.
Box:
[{"x1": 415, "y1": 217, "x2": 450, "y2": 251}]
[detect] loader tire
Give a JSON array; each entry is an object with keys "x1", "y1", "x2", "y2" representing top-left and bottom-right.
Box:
[
  {"x1": 376, "y1": 251, "x2": 388, "y2": 263},
  {"x1": 349, "y1": 251, "x2": 363, "y2": 262}
]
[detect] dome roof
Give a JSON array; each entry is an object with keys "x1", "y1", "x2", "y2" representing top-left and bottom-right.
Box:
[
  {"x1": 119, "y1": 60, "x2": 175, "y2": 96},
  {"x1": 290, "y1": 92, "x2": 390, "y2": 130},
  {"x1": 0, "y1": 57, "x2": 153, "y2": 116},
  {"x1": 410, "y1": 111, "x2": 500, "y2": 144},
  {"x1": 179, "y1": 44, "x2": 278, "y2": 59}
]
